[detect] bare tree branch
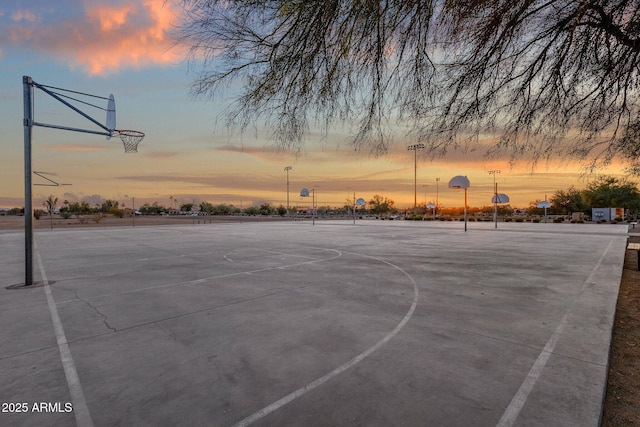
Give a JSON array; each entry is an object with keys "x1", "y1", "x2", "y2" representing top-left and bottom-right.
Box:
[{"x1": 174, "y1": 0, "x2": 640, "y2": 168}]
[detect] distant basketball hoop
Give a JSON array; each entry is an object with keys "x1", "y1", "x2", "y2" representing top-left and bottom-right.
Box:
[{"x1": 114, "y1": 129, "x2": 145, "y2": 153}]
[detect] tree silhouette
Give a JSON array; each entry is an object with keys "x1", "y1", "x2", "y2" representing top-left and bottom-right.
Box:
[
  {"x1": 176, "y1": 0, "x2": 640, "y2": 169},
  {"x1": 43, "y1": 195, "x2": 58, "y2": 230}
]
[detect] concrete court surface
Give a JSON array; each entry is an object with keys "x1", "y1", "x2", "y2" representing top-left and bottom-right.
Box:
[{"x1": 0, "y1": 220, "x2": 628, "y2": 427}]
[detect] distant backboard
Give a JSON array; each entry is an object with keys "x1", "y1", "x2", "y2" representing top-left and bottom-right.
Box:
[
  {"x1": 537, "y1": 201, "x2": 551, "y2": 208},
  {"x1": 448, "y1": 176, "x2": 470, "y2": 189},
  {"x1": 492, "y1": 193, "x2": 510, "y2": 203}
]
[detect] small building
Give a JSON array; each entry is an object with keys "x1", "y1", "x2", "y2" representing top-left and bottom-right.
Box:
[{"x1": 592, "y1": 208, "x2": 624, "y2": 221}]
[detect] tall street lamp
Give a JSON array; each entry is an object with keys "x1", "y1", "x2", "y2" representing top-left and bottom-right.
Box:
[
  {"x1": 435, "y1": 177, "x2": 440, "y2": 217},
  {"x1": 488, "y1": 170, "x2": 501, "y2": 228},
  {"x1": 408, "y1": 143, "x2": 425, "y2": 209},
  {"x1": 422, "y1": 184, "x2": 428, "y2": 210},
  {"x1": 284, "y1": 166, "x2": 292, "y2": 214}
]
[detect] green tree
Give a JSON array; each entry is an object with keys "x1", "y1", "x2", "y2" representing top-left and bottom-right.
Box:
[
  {"x1": 259, "y1": 203, "x2": 274, "y2": 216},
  {"x1": 582, "y1": 176, "x2": 640, "y2": 217},
  {"x1": 100, "y1": 199, "x2": 119, "y2": 213},
  {"x1": 276, "y1": 204, "x2": 287, "y2": 216},
  {"x1": 177, "y1": 0, "x2": 640, "y2": 167},
  {"x1": 138, "y1": 202, "x2": 165, "y2": 215},
  {"x1": 200, "y1": 201, "x2": 214, "y2": 213},
  {"x1": 369, "y1": 195, "x2": 395, "y2": 215},
  {"x1": 550, "y1": 187, "x2": 589, "y2": 215},
  {"x1": 59, "y1": 200, "x2": 72, "y2": 219},
  {"x1": 244, "y1": 206, "x2": 260, "y2": 215},
  {"x1": 64, "y1": 201, "x2": 92, "y2": 218},
  {"x1": 213, "y1": 204, "x2": 233, "y2": 215}
]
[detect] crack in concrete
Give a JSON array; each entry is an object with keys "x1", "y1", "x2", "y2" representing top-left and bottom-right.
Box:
[{"x1": 69, "y1": 288, "x2": 117, "y2": 333}]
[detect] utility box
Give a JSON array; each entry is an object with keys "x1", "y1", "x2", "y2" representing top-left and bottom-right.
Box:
[{"x1": 572, "y1": 212, "x2": 585, "y2": 222}]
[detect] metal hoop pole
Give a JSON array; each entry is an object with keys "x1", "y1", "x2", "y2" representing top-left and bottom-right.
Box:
[{"x1": 23, "y1": 76, "x2": 34, "y2": 286}]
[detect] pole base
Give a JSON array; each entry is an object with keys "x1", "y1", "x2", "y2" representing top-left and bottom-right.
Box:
[{"x1": 6, "y1": 280, "x2": 55, "y2": 290}]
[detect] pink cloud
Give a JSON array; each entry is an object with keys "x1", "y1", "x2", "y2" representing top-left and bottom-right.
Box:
[
  {"x1": 4, "y1": 0, "x2": 185, "y2": 75},
  {"x1": 11, "y1": 9, "x2": 38, "y2": 23},
  {"x1": 88, "y1": 5, "x2": 133, "y2": 31}
]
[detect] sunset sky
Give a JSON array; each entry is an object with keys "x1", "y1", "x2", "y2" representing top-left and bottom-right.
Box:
[{"x1": 0, "y1": 0, "x2": 627, "y2": 211}]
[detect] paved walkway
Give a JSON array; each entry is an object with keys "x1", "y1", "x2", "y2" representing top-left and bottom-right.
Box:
[{"x1": 0, "y1": 221, "x2": 628, "y2": 426}]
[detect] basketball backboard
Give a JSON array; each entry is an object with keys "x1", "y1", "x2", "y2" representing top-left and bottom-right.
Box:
[{"x1": 492, "y1": 193, "x2": 510, "y2": 203}]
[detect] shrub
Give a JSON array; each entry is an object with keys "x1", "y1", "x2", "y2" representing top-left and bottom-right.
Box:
[{"x1": 110, "y1": 208, "x2": 124, "y2": 218}]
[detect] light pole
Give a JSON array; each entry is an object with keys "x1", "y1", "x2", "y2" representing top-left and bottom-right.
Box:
[
  {"x1": 408, "y1": 143, "x2": 425, "y2": 209},
  {"x1": 422, "y1": 184, "x2": 428, "y2": 211},
  {"x1": 435, "y1": 177, "x2": 440, "y2": 217},
  {"x1": 489, "y1": 170, "x2": 501, "y2": 228},
  {"x1": 284, "y1": 166, "x2": 292, "y2": 215}
]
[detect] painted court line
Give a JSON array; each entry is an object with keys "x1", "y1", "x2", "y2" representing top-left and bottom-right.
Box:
[
  {"x1": 232, "y1": 252, "x2": 419, "y2": 427},
  {"x1": 496, "y1": 240, "x2": 613, "y2": 427},
  {"x1": 35, "y1": 239, "x2": 94, "y2": 427}
]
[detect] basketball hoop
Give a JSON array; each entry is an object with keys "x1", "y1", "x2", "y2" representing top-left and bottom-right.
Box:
[{"x1": 113, "y1": 129, "x2": 145, "y2": 153}]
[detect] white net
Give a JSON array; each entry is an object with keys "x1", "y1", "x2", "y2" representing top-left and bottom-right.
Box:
[{"x1": 115, "y1": 130, "x2": 145, "y2": 153}]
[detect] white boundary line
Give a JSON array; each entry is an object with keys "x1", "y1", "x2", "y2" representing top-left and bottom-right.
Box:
[
  {"x1": 495, "y1": 240, "x2": 613, "y2": 427},
  {"x1": 35, "y1": 239, "x2": 94, "y2": 427},
  {"x1": 232, "y1": 251, "x2": 419, "y2": 427}
]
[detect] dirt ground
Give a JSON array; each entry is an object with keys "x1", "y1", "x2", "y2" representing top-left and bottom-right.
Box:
[
  {"x1": 2, "y1": 215, "x2": 638, "y2": 424},
  {"x1": 601, "y1": 233, "x2": 640, "y2": 426}
]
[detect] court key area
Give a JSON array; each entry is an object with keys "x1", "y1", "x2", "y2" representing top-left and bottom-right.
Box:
[{"x1": 0, "y1": 220, "x2": 628, "y2": 426}]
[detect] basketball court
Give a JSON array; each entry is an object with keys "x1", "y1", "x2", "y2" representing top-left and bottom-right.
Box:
[{"x1": 0, "y1": 220, "x2": 627, "y2": 426}]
